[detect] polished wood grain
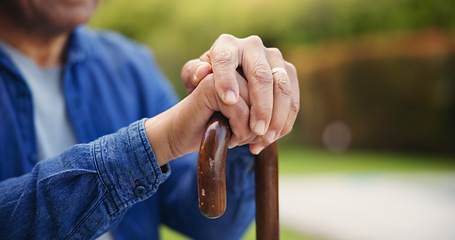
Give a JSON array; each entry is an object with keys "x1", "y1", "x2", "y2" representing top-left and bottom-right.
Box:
[
  {"x1": 198, "y1": 112, "x2": 279, "y2": 239},
  {"x1": 255, "y1": 142, "x2": 279, "y2": 240},
  {"x1": 197, "y1": 112, "x2": 231, "y2": 218}
]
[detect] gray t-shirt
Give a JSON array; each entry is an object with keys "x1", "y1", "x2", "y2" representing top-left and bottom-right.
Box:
[{"x1": 0, "y1": 40, "x2": 78, "y2": 161}]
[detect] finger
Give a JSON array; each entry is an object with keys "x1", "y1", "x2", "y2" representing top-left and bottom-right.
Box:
[
  {"x1": 278, "y1": 62, "x2": 300, "y2": 138},
  {"x1": 197, "y1": 73, "x2": 253, "y2": 149},
  {"x1": 245, "y1": 135, "x2": 261, "y2": 145},
  {"x1": 263, "y1": 48, "x2": 292, "y2": 143},
  {"x1": 241, "y1": 36, "x2": 274, "y2": 136},
  {"x1": 194, "y1": 62, "x2": 213, "y2": 85},
  {"x1": 221, "y1": 96, "x2": 252, "y2": 147},
  {"x1": 202, "y1": 70, "x2": 249, "y2": 108},
  {"x1": 199, "y1": 50, "x2": 210, "y2": 62},
  {"x1": 209, "y1": 34, "x2": 241, "y2": 105},
  {"x1": 226, "y1": 71, "x2": 251, "y2": 147},
  {"x1": 232, "y1": 134, "x2": 258, "y2": 149},
  {"x1": 249, "y1": 142, "x2": 270, "y2": 155},
  {"x1": 236, "y1": 70, "x2": 250, "y2": 106},
  {"x1": 249, "y1": 62, "x2": 299, "y2": 154},
  {"x1": 181, "y1": 59, "x2": 212, "y2": 93}
]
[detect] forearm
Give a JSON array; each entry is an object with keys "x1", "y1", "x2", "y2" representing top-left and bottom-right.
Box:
[{"x1": 0, "y1": 119, "x2": 168, "y2": 239}]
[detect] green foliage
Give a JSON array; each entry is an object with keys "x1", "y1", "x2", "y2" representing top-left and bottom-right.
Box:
[
  {"x1": 89, "y1": 0, "x2": 455, "y2": 154},
  {"x1": 91, "y1": 0, "x2": 455, "y2": 46},
  {"x1": 89, "y1": 0, "x2": 455, "y2": 97}
]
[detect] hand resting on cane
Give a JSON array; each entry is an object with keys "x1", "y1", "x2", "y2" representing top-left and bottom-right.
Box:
[
  {"x1": 181, "y1": 34, "x2": 300, "y2": 155},
  {"x1": 144, "y1": 72, "x2": 251, "y2": 166}
]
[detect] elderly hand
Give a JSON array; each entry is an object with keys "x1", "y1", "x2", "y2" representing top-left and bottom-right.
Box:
[
  {"x1": 145, "y1": 73, "x2": 252, "y2": 166},
  {"x1": 181, "y1": 34, "x2": 300, "y2": 154}
]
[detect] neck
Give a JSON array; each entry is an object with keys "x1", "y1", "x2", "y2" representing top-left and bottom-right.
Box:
[{"x1": 0, "y1": 12, "x2": 70, "y2": 67}]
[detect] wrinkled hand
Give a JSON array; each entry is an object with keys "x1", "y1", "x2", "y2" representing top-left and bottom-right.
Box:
[
  {"x1": 181, "y1": 34, "x2": 300, "y2": 154},
  {"x1": 145, "y1": 73, "x2": 251, "y2": 166}
]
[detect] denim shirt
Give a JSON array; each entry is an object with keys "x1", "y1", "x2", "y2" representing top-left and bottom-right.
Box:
[{"x1": 0, "y1": 27, "x2": 255, "y2": 240}]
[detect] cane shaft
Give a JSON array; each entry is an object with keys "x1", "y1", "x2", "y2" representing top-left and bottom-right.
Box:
[{"x1": 255, "y1": 142, "x2": 279, "y2": 240}]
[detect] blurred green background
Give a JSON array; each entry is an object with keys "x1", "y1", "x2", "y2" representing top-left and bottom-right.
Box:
[
  {"x1": 90, "y1": 0, "x2": 455, "y2": 155},
  {"x1": 89, "y1": 0, "x2": 455, "y2": 239}
]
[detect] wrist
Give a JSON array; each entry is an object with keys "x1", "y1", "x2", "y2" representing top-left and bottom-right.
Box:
[
  {"x1": 144, "y1": 80, "x2": 221, "y2": 166},
  {"x1": 145, "y1": 115, "x2": 174, "y2": 166}
]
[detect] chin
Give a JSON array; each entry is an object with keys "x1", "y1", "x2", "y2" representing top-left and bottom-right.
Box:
[
  {"x1": 51, "y1": 12, "x2": 93, "y2": 30},
  {"x1": 50, "y1": 1, "x2": 99, "y2": 29},
  {"x1": 31, "y1": 0, "x2": 100, "y2": 33},
  {"x1": 1, "y1": 0, "x2": 99, "y2": 34}
]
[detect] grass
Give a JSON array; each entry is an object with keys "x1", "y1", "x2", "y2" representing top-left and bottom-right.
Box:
[
  {"x1": 278, "y1": 146, "x2": 455, "y2": 174},
  {"x1": 242, "y1": 223, "x2": 322, "y2": 240},
  {"x1": 159, "y1": 146, "x2": 455, "y2": 239},
  {"x1": 160, "y1": 223, "x2": 318, "y2": 240},
  {"x1": 160, "y1": 225, "x2": 191, "y2": 240}
]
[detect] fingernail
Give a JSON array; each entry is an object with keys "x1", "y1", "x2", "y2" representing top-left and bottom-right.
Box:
[
  {"x1": 224, "y1": 90, "x2": 237, "y2": 104},
  {"x1": 253, "y1": 120, "x2": 266, "y2": 135},
  {"x1": 265, "y1": 130, "x2": 276, "y2": 143},
  {"x1": 193, "y1": 74, "x2": 199, "y2": 84},
  {"x1": 251, "y1": 145, "x2": 265, "y2": 155},
  {"x1": 193, "y1": 65, "x2": 202, "y2": 84},
  {"x1": 193, "y1": 62, "x2": 210, "y2": 84}
]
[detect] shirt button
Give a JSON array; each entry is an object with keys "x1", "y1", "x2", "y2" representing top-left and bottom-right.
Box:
[{"x1": 134, "y1": 185, "x2": 147, "y2": 197}]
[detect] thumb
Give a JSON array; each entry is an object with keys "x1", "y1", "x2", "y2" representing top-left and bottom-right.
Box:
[{"x1": 181, "y1": 59, "x2": 212, "y2": 94}]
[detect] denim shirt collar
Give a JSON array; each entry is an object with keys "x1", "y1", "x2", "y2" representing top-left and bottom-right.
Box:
[
  {"x1": 0, "y1": 41, "x2": 20, "y2": 76},
  {"x1": 66, "y1": 25, "x2": 100, "y2": 64}
]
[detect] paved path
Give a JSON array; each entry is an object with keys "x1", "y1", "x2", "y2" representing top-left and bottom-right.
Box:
[{"x1": 279, "y1": 173, "x2": 455, "y2": 240}]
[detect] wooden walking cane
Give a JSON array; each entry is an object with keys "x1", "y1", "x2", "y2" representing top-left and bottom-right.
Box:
[{"x1": 198, "y1": 112, "x2": 279, "y2": 240}]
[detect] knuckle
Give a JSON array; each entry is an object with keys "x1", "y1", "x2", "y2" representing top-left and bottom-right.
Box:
[
  {"x1": 199, "y1": 51, "x2": 210, "y2": 63},
  {"x1": 275, "y1": 77, "x2": 292, "y2": 97},
  {"x1": 218, "y1": 33, "x2": 235, "y2": 41},
  {"x1": 285, "y1": 61, "x2": 297, "y2": 75},
  {"x1": 246, "y1": 35, "x2": 263, "y2": 45},
  {"x1": 252, "y1": 65, "x2": 272, "y2": 83},
  {"x1": 290, "y1": 99, "x2": 300, "y2": 116},
  {"x1": 267, "y1": 47, "x2": 283, "y2": 58},
  {"x1": 211, "y1": 48, "x2": 235, "y2": 66},
  {"x1": 181, "y1": 59, "x2": 198, "y2": 79}
]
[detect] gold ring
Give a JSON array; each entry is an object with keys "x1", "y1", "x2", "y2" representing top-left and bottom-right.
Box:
[{"x1": 271, "y1": 67, "x2": 287, "y2": 75}]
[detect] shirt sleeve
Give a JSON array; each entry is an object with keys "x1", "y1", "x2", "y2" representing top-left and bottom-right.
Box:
[{"x1": 0, "y1": 118, "x2": 169, "y2": 240}]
